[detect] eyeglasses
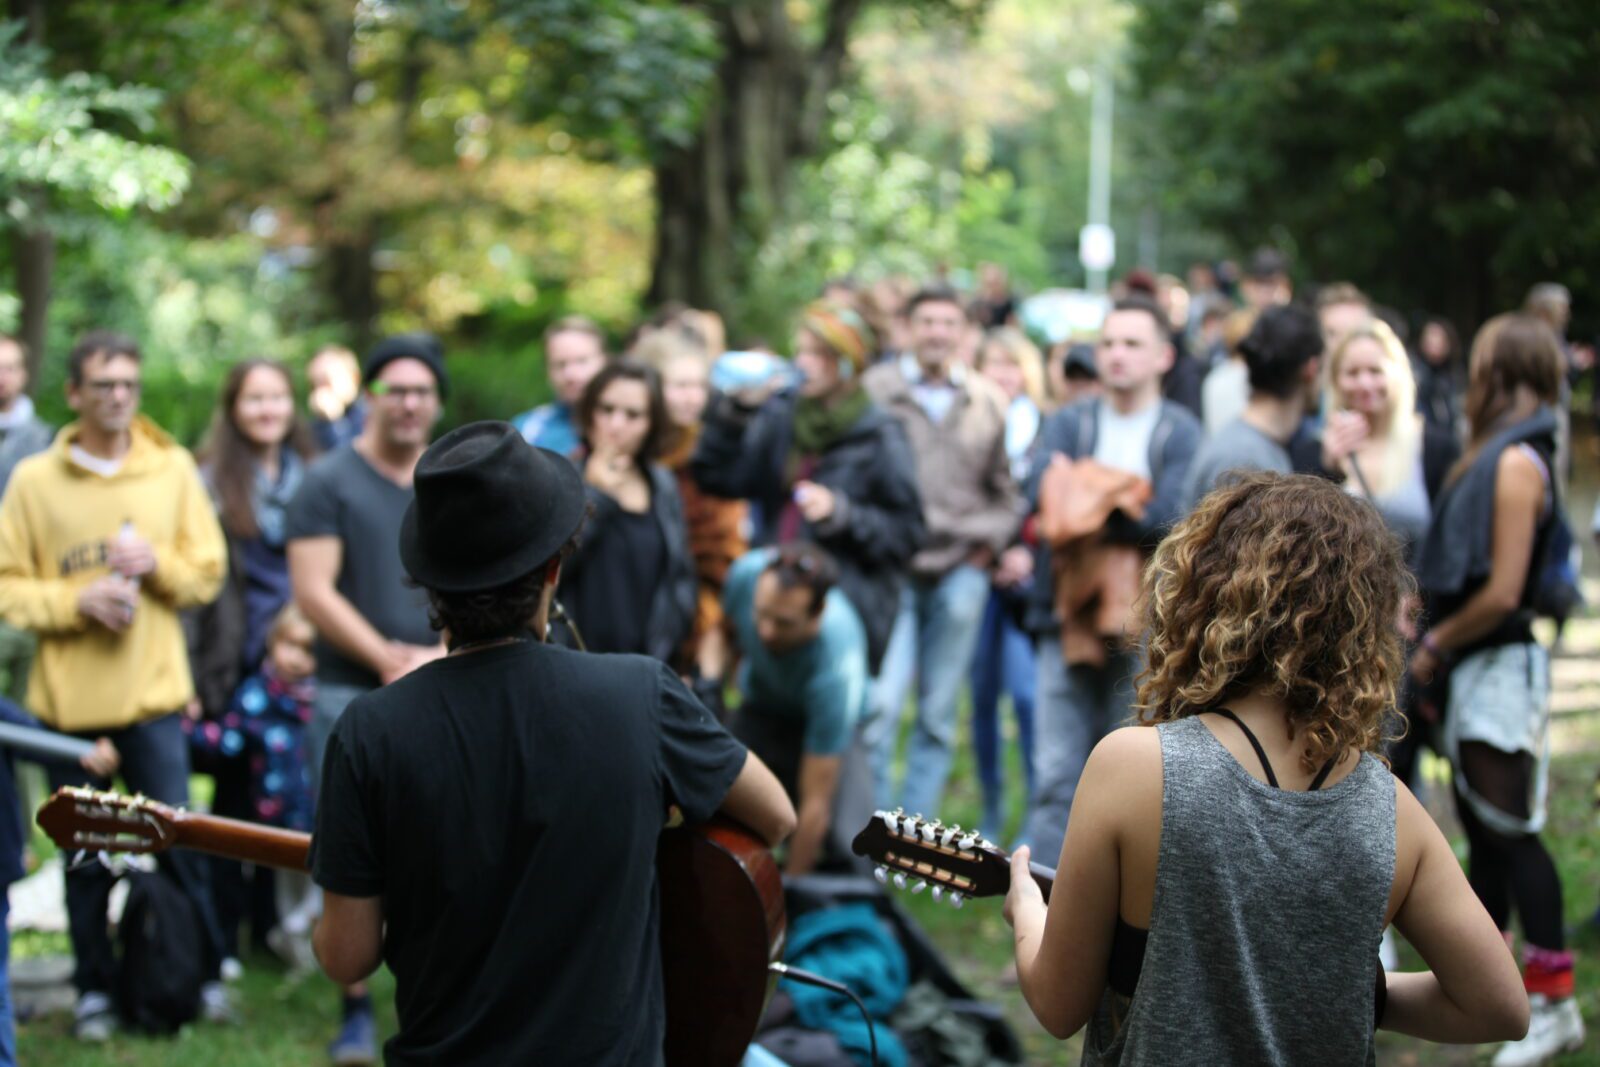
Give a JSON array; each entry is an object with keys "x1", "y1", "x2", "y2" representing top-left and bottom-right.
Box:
[
  {"x1": 369, "y1": 383, "x2": 438, "y2": 402},
  {"x1": 83, "y1": 379, "x2": 141, "y2": 397}
]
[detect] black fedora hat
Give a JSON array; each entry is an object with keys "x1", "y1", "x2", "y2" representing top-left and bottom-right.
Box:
[{"x1": 399, "y1": 421, "x2": 585, "y2": 592}]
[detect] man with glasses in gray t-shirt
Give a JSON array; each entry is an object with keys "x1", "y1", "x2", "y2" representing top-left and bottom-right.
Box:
[{"x1": 286, "y1": 333, "x2": 449, "y2": 1066}]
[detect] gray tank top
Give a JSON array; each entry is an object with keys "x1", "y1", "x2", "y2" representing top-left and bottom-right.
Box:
[{"x1": 1082, "y1": 716, "x2": 1396, "y2": 1066}]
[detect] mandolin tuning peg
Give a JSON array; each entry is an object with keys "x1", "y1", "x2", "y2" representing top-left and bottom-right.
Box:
[
  {"x1": 948, "y1": 892, "x2": 964, "y2": 909},
  {"x1": 873, "y1": 865, "x2": 888, "y2": 885},
  {"x1": 893, "y1": 872, "x2": 908, "y2": 890},
  {"x1": 910, "y1": 878, "x2": 927, "y2": 894}
]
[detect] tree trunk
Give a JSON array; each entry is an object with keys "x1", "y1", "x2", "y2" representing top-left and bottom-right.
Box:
[
  {"x1": 647, "y1": 0, "x2": 865, "y2": 321},
  {"x1": 324, "y1": 227, "x2": 380, "y2": 351},
  {"x1": 13, "y1": 224, "x2": 54, "y2": 386}
]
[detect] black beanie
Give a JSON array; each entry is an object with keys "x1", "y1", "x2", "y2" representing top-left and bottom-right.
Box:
[{"x1": 363, "y1": 332, "x2": 449, "y2": 398}]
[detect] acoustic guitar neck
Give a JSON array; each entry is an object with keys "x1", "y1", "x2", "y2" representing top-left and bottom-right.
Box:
[{"x1": 174, "y1": 810, "x2": 311, "y2": 871}]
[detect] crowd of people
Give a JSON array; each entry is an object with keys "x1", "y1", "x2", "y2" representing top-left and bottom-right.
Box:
[{"x1": 0, "y1": 251, "x2": 1591, "y2": 1066}]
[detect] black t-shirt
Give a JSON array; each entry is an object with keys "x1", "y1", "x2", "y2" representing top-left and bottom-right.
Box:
[
  {"x1": 284, "y1": 445, "x2": 436, "y2": 687},
  {"x1": 561, "y1": 493, "x2": 667, "y2": 656},
  {"x1": 308, "y1": 641, "x2": 748, "y2": 1066}
]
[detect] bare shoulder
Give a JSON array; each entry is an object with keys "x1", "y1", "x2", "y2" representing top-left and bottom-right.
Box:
[
  {"x1": 1083, "y1": 726, "x2": 1163, "y2": 794},
  {"x1": 1495, "y1": 443, "x2": 1544, "y2": 492}
]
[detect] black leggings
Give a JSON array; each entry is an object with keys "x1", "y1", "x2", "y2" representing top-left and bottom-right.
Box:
[{"x1": 1455, "y1": 741, "x2": 1565, "y2": 951}]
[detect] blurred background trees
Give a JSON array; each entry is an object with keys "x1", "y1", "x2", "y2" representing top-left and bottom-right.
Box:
[{"x1": 3, "y1": 0, "x2": 1598, "y2": 434}]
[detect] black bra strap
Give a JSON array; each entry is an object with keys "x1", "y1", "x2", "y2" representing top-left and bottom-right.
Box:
[
  {"x1": 1308, "y1": 756, "x2": 1339, "y2": 792},
  {"x1": 1214, "y1": 708, "x2": 1278, "y2": 788},
  {"x1": 1216, "y1": 707, "x2": 1339, "y2": 792}
]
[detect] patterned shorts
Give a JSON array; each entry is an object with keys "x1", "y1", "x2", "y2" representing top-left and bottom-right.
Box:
[{"x1": 1444, "y1": 642, "x2": 1551, "y2": 836}]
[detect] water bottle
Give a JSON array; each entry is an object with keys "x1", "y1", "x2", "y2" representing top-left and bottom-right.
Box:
[
  {"x1": 709, "y1": 350, "x2": 799, "y2": 395},
  {"x1": 115, "y1": 520, "x2": 140, "y2": 622}
]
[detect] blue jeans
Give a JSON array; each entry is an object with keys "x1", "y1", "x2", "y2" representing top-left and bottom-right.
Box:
[
  {"x1": 969, "y1": 589, "x2": 1036, "y2": 838},
  {"x1": 866, "y1": 565, "x2": 991, "y2": 818},
  {"x1": 1022, "y1": 639, "x2": 1139, "y2": 867},
  {"x1": 0, "y1": 893, "x2": 12, "y2": 1066},
  {"x1": 308, "y1": 681, "x2": 372, "y2": 797},
  {"x1": 46, "y1": 713, "x2": 224, "y2": 994}
]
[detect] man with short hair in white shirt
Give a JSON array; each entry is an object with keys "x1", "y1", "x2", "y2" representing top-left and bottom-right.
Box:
[{"x1": 1020, "y1": 298, "x2": 1202, "y2": 863}]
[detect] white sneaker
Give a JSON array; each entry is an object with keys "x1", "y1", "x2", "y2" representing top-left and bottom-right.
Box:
[
  {"x1": 200, "y1": 980, "x2": 239, "y2": 1025},
  {"x1": 265, "y1": 924, "x2": 318, "y2": 975},
  {"x1": 1492, "y1": 994, "x2": 1586, "y2": 1067},
  {"x1": 73, "y1": 991, "x2": 116, "y2": 1042}
]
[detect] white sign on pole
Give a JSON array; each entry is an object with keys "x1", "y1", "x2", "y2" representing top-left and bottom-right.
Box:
[{"x1": 1079, "y1": 223, "x2": 1116, "y2": 272}]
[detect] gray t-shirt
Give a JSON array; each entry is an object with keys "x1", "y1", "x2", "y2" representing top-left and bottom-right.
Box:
[
  {"x1": 285, "y1": 444, "x2": 436, "y2": 688},
  {"x1": 1083, "y1": 717, "x2": 1395, "y2": 1066},
  {"x1": 1182, "y1": 417, "x2": 1291, "y2": 510}
]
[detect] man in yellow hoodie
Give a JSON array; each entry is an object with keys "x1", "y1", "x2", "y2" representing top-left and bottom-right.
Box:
[{"x1": 0, "y1": 330, "x2": 228, "y2": 1041}]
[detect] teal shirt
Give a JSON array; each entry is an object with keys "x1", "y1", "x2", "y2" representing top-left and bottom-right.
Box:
[{"x1": 724, "y1": 549, "x2": 868, "y2": 755}]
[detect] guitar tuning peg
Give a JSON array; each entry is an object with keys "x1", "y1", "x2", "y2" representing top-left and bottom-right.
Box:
[
  {"x1": 910, "y1": 878, "x2": 927, "y2": 894},
  {"x1": 873, "y1": 865, "x2": 888, "y2": 885},
  {"x1": 939, "y1": 825, "x2": 958, "y2": 847},
  {"x1": 920, "y1": 822, "x2": 937, "y2": 842},
  {"x1": 893, "y1": 871, "x2": 908, "y2": 890},
  {"x1": 948, "y1": 892, "x2": 964, "y2": 909},
  {"x1": 880, "y1": 811, "x2": 898, "y2": 832},
  {"x1": 930, "y1": 884, "x2": 944, "y2": 901}
]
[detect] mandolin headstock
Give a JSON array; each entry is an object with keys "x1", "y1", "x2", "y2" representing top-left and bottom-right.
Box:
[
  {"x1": 36, "y1": 786, "x2": 180, "y2": 856},
  {"x1": 850, "y1": 808, "x2": 1011, "y2": 908}
]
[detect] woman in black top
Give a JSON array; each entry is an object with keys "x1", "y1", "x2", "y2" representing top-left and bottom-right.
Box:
[
  {"x1": 1412, "y1": 312, "x2": 1580, "y2": 1065},
  {"x1": 1414, "y1": 316, "x2": 1466, "y2": 442},
  {"x1": 558, "y1": 361, "x2": 696, "y2": 665}
]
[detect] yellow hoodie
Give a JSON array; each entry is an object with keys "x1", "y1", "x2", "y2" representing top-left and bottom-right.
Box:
[{"x1": 0, "y1": 416, "x2": 225, "y2": 732}]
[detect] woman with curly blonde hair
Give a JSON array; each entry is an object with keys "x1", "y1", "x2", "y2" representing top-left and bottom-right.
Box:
[{"x1": 1004, "y1": 473, "x2": 1527, "y2": 1064}]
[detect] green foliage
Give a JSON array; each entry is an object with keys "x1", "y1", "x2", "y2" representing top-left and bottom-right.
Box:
[
  {"x1": 0, "y1": 22, "x2": 189, "y2": 235},
  {"x1": 1126, "y1": 0, "x2": 1600, "y2": 327},
  {"x1": 490, "y1": 0, "x2": 720, "y2": 155},
  {"x1": 31, "y1": 220, "x2": 325, "y2": 445}
]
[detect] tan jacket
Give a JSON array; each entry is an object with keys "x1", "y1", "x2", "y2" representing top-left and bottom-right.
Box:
[
  {"x1": 863, "y1": 357, "x2": 1022, "y2": 578},
  {"x1": 0, "y1": 417, "x2": 225, "y2": 730},
  {"x1": 1037, "y1": 455, "x2": 1153, "y2": 666}
]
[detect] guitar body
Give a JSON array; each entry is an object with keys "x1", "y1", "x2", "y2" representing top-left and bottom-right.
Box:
[
  {"x1": 39, "y1": 788, "x2": 784, "y2": 1067},
  {"x1": 658, "y1": 819, "x2": 785, "y2": 1067}
]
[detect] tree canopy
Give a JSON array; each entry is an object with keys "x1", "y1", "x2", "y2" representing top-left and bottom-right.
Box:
[{"x1": 1127, "y1": 0, "x2": 1600, "y2": 329}]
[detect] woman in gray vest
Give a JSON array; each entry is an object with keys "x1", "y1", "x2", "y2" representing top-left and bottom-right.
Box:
[{"x1": 1003, "y1": 473, "x2": 1527, "y2": 1065}]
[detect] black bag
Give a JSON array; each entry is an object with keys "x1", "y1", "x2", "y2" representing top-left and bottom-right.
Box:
[{"x1": 115, "y1": 867, "x2": 204, "y2": 1033}]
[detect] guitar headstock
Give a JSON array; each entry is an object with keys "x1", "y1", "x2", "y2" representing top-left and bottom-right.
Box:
[
  {"x1": 36, "y1": 787, "x2": 180, "y2": 856},
  {"x1": 850, "y1": 809, "x2": 1010, "y2": 908}
]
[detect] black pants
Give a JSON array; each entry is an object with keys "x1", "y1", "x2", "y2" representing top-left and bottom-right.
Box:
[
  {"x1": 728, "y1": 706, "x2": 875, "y2": 873},
  {"x1": 1454, "y1": 740, "x2": 1566, "y2": 951},
  {"x1": 46, "y1": 714, "x2": 225, "y2": 994},
  {"x1": 208, "y1": 760, "x2": 279, "y2": 960}
]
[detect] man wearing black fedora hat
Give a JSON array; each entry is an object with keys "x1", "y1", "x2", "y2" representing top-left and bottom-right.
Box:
[{"x1": 308, "y1": 421, "x2": 795, "y2": 1066}]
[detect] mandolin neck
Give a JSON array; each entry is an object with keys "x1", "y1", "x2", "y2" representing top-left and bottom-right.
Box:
[
  {"x1": 1028, "y1": 860, "x2": 1056, "y2": 903},
  {"x1": 171, "y1": 810, "x2": 310, "y2": 872}
]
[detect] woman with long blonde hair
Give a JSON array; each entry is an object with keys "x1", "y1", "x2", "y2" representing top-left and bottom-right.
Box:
[
  {"x1": 1318, "y1": 319, "x2": 1459, "y2": 559},
  {"x1": 1004, "y1": 473, "x2": 1527, "y2": 1063},
  {"x1": 968, "y1": 327, "x2": 1048, "y2": 838}
]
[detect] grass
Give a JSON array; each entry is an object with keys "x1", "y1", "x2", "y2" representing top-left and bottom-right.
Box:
[{"x1": 19, "y1": 449, "x2": 1600, "y2": 1066}]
